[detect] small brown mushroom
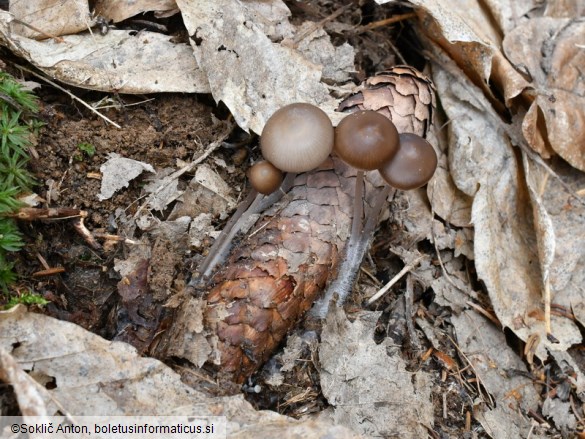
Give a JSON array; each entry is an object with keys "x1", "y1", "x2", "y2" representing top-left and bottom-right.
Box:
[
  {"x1": 248, "y1": 160, "x2": 284, "y2": 195},
  {"x1": 378, "y1": 133, "x2": 437, "y2": 190},
  {"x1": 260, "y1": 103, "x2": 334, "y2": 173},
  {"x1": 334, "y1": 110, "x2": 399, "y2": 170}
]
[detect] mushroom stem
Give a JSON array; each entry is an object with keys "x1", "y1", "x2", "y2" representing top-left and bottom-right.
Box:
[
  {"x1": 309, "y1": 183, "x2": 392, "y2": 319},
  {"x1": 191, "y1": 172, "x2": 297, "y2": 286},
  {"x1": 351, "y1": 170, "x2": 364, "y2": 238}
]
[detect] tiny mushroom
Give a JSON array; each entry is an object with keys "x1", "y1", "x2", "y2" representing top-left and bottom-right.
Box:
[
  {"x1": 378, "y1": 133, "x2": 438, "y2": 190},
  {"x1": 248, "y1": 160, "x2": 284, "y2": 195},
  {"x1": 334, "y1": 110, "x2": 399, "y2": 170},
  {"x1": 260, "y1": 103, "x2": 334, "y2": 173}
]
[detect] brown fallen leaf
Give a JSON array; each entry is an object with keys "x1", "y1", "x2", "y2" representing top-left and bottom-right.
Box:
[
  {"x1": 503, "y1": 18, "x2": 585, "y2": 171},
  {"x1": 0, "y1": 307, "x2": 359, "y2": 437}
]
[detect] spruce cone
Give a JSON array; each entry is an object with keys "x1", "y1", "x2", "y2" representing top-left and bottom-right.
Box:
[
  {"x1": 338, "y1": 65, "x2": 436, "y2": 138},
  {"x1": 203, "y1": 158, "x2": 387, "y2": 383}
]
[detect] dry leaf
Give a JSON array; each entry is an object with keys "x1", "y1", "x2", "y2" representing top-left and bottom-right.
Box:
[
  {"x1": 144, "y1": 169, "x2": 184, "y2": 212},
  {"x1": 0, "y1": 309, "x2": 358, "y2": 437},
  {"x1": 451, "y1": 310, "x2": 540, "y2": 438},
  {"x1": 193, "y1": 164, "x2": 236, "y2": 211},
  {"x1": 10, "y1": 0, "x2": 93, "y2": 39},
  {"x1": 94, "y1": 0, "x2": 179, "y2": 23},
  {"x1": 529, "y1": 159, "x2": 585, "y2": 334},
  {"x1": 432, "y1": 57, "x2": 581, "y2": 357},
  {"x1": 0, "y1": 12, "x2": 209, "y2": 94},
  {"x1": 98, "y1": 153, "x2": 155, "y2": 201},
  {"x1": 542, "y1": 397, "x2": 577, "y2": 430},
  {"x1": 176, "y1": 0, "x2": 341, "y2": 133},
  {"x1": 318, "y1": 307, "x2": 433, "y2": 438},
  {"x1": 503, "y1": 18, "x2": 585, "y2": 171}
]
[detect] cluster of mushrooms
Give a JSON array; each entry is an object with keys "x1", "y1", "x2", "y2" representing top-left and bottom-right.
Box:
[
  {"x1": 250, "y1": 102, "x2": 437, "y2": 196},
  {"x1": 194, "y1": 101, "x2": 437, "y2": 300},
  {"x1": 242, "y1": 103, "x2": 438, "y2": 316}
]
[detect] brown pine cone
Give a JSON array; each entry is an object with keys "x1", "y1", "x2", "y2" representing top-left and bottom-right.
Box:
[
  {"x1": 338, "y1": 65, "x2": 436, "y2": 138},
  {"x1": 203, "y1": 158, "x2": 387, "y2": 383}
]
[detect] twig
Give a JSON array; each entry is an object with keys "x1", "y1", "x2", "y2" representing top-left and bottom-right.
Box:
[
  {"x1": 366, "y1": 255, "x2": 425, "y2": 306},
  {"x1": 354, "y1": 13, "x2": 417, "y2": 34},
  {"x1": 72, "y1": 217, "x2": 101, "y2": 250},
  {"x1": 11, "y1": 207, "x2": 86, "y2": 221},
  {"x1": 15, "y1": 64, "x2": 121, "y2": 129},
  {"x1": 33, "y1": 267, "x2": 66, "y2": 277},
  {"x1": 92, "y1": 233, "x2": 138, "y2": 245},
  {"x1": 465, "y1": 301, "x2": 501, "y2": 328}
]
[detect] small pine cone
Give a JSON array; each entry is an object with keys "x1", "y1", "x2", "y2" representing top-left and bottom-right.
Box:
[{"x1": 338, "y1": 65, "x2": 436, "y2": 138}]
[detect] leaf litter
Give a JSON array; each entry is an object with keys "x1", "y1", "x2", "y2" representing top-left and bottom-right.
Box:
[{"x1": 0, "y1": 0, "x2": 584, "y2": 437}]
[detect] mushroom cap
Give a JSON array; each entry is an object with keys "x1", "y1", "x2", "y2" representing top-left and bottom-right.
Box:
[
  {"x1": 334, "y1": 110, "x2": 399, "y2": 170},
  {"x1": 248, "y1": 160, "x2": 284, "y2": 195},
  {"x1": 378, "y1": 133, "x2": 437, "y2": 190},
  {"x1": 260, "y1": 103, "x2": 334, "y2": 173}
]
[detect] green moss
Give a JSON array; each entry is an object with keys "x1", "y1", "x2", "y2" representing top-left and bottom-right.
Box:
[{"x1": 0, "y1": 72, "x2": 39, "y2": 293}]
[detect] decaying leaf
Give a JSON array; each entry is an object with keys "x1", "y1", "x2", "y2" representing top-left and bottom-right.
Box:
[
  {"x1": 318, "y1": 307, "x2": 433, "y2": 438},
  {"x1": 503, "y1": 18, "x2": 585, "y2": 171},
  {"x1": 432, "y1": 56, "x2": 582, "y2": 358},
  {"x1": 9, "y1": 0, "x2": 93, "y2": 39},
  {"x1": 0, "y1": 11, "x2": 209, "y2": 94},
  {"x1": 144, "y1": 168, "x2": 184, "y2": 212},
  {"x1": 98, "y1": 153, "x2": 155, "y2": 201},
  {"x1": 176, "y1": 0, "x2": 343, "y2": 133},
  {"x1": 451, "y1": 310, "x2": 541, "y2": 439},
  {"x1": 94, "y1": 0, "x2": 179, "y2": 23},
  {"x1": 0, "y1": 308, "x2": 357, "y2": 437}
]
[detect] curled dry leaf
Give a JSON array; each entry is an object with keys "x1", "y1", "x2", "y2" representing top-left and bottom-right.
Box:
[
  {"x1": 94, "y1": 0, "x2": 179, "y2": 23},
  {"x1": 503, "y1": 18, "x2": 585, "y2": 171},
  {"x1": 0, "y1": 11, "x2": 209, "y2": 94},
  {"x1": 9, "y1": 0, "x2": 93, "y2": 39},
  {"x1": 0, "y1": 309, "x2": 357, "y2": 437},
  {"x1": 405, "y1": 0, "x2": 530, "y2": 105}
]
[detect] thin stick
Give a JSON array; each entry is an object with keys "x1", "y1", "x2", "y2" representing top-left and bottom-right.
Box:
[
  {"x1": 367, "y1": 255, "x2": 425, "y2": 306},
  {"x1": 15, "y1": 64, "x2": 121, "y2": 129},
  {"x1": 354, "y1": 13, "x2": 417, "y2": 34}
]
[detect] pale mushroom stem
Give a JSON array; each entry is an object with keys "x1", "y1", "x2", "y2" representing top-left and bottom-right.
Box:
[
  {"x1": 310, "y1": 183, "x2": 392, "y2": 319},
  {"x1": 191, "y1": 172, "x2": 296, "y2": 286},
  {"x1": 351, "y1": 170, "x2": 364, "y2": 237}
]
